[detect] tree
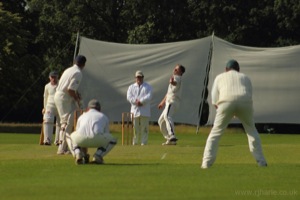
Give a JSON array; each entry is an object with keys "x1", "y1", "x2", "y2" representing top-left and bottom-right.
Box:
[
  {"x1": 274, "y1": 0, "x2": 300, "y2": 46},
  {"x1": 1, "y1": 0, "x2": 299, "y2": 122},
  {"x1": 188, "y1": 0, "x2": 279, "y2": 47},
  {"x1": 123, "y1": 0, "x2": 196, "y2": 44},
  {"x1": 0, "y1": 2, "x2": 44, "y2": 122}
]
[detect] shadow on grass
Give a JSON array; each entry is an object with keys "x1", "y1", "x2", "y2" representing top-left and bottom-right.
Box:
[
  {"x1": 219, "y1": 144, "x2": 235, "y2": 147},
  {"x1": 83, "y1": 163, "x2": 162, "y2": 166}
]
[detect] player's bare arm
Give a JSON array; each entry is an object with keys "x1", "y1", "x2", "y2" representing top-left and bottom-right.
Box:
[
  {"x1": 169, "y1": 76, "x2": 177, "y2": 86},
  {"x1": 158, "y1": 95, "x2": 167, "y2": 109}
]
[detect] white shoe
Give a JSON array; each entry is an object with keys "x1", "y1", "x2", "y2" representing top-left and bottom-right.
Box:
[
  {"x1": 201, "y1": 165, "x2": 210, "y2": 169},
  {"x1": 54, "y1": 140, "x2": 59, "y2": 146},
  {"x1": 64, "y1": 150, "x2": 71, "y2": 155},
  {"x1": 43, "y1": 141, "x2": 51, "y2": 146},
  {"x1": 201, "y1": 161, "x2": 212, "y2": 169},
  {"x1": 75, "y1": 153, "x2": 83, "y2": 165},
  {"x1": 162, "y1": 140, "x2": 177, "y2": 145},
  {"x1": 43, "y1": 137, "x2": 51, "y2": 146},
  {"x1": 57, "y1": 144, "x2": 64, "y2": 155},
  {"x1": 56, "y1": 143, "x2": 70, "y2": 155},
  {"x1": 57, "y1": 150, "x2": 71, "y2": 155}
]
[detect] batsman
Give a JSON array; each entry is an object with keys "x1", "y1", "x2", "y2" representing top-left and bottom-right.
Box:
[
  {"x1": 42, "y1": 71, "x2": 60, "y2": 145},
  {"x1": 54, "y1": 55, "x2": 87, "y2": 155}
]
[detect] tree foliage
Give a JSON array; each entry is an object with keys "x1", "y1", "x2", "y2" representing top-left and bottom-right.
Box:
[
  {"x1": 0, "y1": 2, "x2": 43, "y2": 122},
  {"x1": 0, "y1": 0, "x2": 300, "y2": 122}
]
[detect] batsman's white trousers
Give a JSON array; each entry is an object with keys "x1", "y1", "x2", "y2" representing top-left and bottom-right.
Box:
[
  {"x1": 133, "y1": 116, "x2": 149, "y2": 145},
  {"x1": 158, "y1": 101, "x2": 179, "y2": 140},
  {"x1": 54, "y1": 91, "x2": 76, "y2": 153},
  {"x1": 71, "y1": 131, "x2": 116, "y2": 148},
  {"x1": 202, "y1": 101, "x2": 267, "y2": 167},
  {"x1": 54, "y1": 91, "x2": 74, "y2": 128}
]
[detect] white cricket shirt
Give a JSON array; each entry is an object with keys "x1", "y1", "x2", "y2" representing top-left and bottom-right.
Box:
[
  {"x1": 43, "y1": 82, "x2": 57, "y2": 108},
  {"x1": 211, "y1": 70, "x2": 253, "y2": 105},
  {"x1": 166, "y1": 75, "x2": 182, "y2": 104},
  {"x1": 56, "y1": 64, "x2": 82, "y2": 94}
]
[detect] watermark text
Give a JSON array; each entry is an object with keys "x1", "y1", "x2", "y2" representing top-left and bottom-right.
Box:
[{"x1": 235, "y1": 189, "x2": 298, "y2": 197}]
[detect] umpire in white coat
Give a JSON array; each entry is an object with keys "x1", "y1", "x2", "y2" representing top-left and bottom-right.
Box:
[
  {"x1": 127, "y1": 70, "x2": 153, "y2": 145},
  {"x1": 201, "y1": 59, "x2": 267, "y2": 169}
]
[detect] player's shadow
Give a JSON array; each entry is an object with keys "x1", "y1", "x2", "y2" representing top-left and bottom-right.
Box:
[
  {"x1": 219, "y1": 144, "x2": 234, "y2": 147},
  {"x1": 84, "y1": 163, "x2": 161, "y2": 166}
]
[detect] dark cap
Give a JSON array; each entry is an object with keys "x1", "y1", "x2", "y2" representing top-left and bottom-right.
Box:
[
  {"x1": 49, "y1": 71, "x2": 59, "y2": 77},
  {"x1": 226, "y1": 59, "x2": 240, "y2": 71},
  {"x1": 75, "y1": 55, "x2": 87, "y2": 66},
  {"x1": 88, "y1": 99, "x2": 101, "y2": 110}
]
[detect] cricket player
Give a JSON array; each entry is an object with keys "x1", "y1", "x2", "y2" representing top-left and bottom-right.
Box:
[
  {"x1": 127, "y1": 70, "x2": 153, "y2": 145},
  {"x1": 158, "y1": 64, "x2": 186, "y2": 145},
  {"x1": 42, "y1": 71, "x2": 60, "y2": 145},
  {"x1": 54, "y1": 55, "x2": 87, "y2": 155},
  {"x1": 201, "y1": 59, "x2": 267, "y2": 168},
  {"x1": 69, "y1": 99, "x2": 117, "y2": 165}
]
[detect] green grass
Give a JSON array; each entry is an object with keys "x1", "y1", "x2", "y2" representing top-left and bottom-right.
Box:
[{"x1": 0, "y1": 125, "x2": 299, "y2": 200}]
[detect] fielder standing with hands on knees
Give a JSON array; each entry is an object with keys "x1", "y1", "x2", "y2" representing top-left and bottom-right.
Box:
[
  {"x1": 54, "y1": 55, "x2": 87, "y2": 155},
  {"x1": 158, "y1": 64, "x2": 185, "y2": 145},
  {"x1": 201, "y1": 59, "x2": 267, "y2": 169}
]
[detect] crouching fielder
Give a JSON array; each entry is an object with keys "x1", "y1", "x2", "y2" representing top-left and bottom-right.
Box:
[{"x1": 67, "y1": 99, "x2": 117, "y2": 165}]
